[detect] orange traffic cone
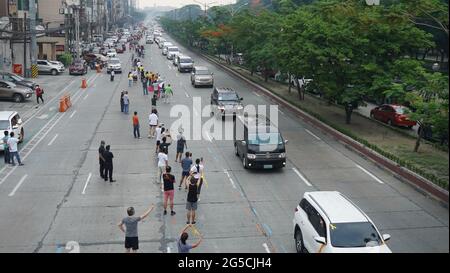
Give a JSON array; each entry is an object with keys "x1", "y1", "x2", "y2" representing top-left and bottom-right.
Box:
[{"x1": 81, "y1": 78, "x2": 87, "y2": 89}]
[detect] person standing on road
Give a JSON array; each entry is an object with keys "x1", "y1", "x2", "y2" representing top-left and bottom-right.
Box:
[
  {"x1": 35, "y1": 85, "x2": 44, "y2": 104},
  {"x1": 157, "y1": 150, "x2": 168, "y2": 183},
  {"x1": 159, "y1": 136, "x2": 171, "y2": 156},
  {"x1": 128, "y1": 72, "x2": 133, "y2": 87},
  {"x1": 177, "y1": 224, "x2": 202, "y2": 253},
  {"x1": 148, "y1": 110, "x2": 158, "y2": 138},
  {"x1": 190, "y1": 158, "x2": 205, "y2": 201},
  {"x1": 164, "y1": 84, "x2": 173, "y2": 104},
  {"x1": 103, "y1": 145, "x2": 116, "y2": 183},
  {"x1": 179, "y1": 152, "x2": 192, "y2": 191},
  {"x1": 123, "y1": 92, "x2": 130, "y2": 114},
  {"x1": 7, "y1": 132, "x2": 23, "y2": 166},
  {"x1": 133, "y1": 112, "x2": 141, "y2": 139},
  {"x1": 175, "y1": 130, "x2": 187, "y2": 163},
  {"x1": 3, "y1": 131, "x2": 10, "y2": 164},
  {"x1": 155, "y1": 125, "x2": 164, "y2": 154},
  {"x1": 98, "y1": 140, "x2": 106, "y2": 179},
  {"x1": 186, "y1": 177, "x2": 200, "y2": 224},
  {"x1": 120, "y1": 91, "x2": 125, "y2": 112},
  {"x1": 142, "y1": 76, "x2": 148, "y2": 96},
  {"x1": 110, "y1": 70, "x2": 115, "y2": 82},
  {"x1": 163, "y1": 166, "x2": 176, "y2": 216},
  {"x1": 151, "y1": 94, "x2": 157, "y2": 107},
  {"x1": 118, "y1": 204, "x2": 155, "y2": 253}
]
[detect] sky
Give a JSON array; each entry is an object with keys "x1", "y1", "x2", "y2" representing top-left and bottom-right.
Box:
[{"x1": 139, "y1": 0, "x2": 238, "y2": 8}]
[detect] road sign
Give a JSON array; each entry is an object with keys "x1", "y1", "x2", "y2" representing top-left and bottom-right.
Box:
[{"x1": 13, "y1": 64, "x2": 23, "y2": 76}]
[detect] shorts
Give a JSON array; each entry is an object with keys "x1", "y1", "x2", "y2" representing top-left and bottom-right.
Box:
[
  {"x1": 177, "y1": 147, "x2": 184, "y2": 153},
  {"x1": 150, "y1": 125, "x2": 157, "y2": 129},
  {"x1": 186, "y1": 201, "x2": 198, "y2": 211},
  {"x1": 125, "y1": 237, "x2": 139, "y2": 250},
  {"x1": 182, "y1": 171, "x2": 189, "y2": 177},
  {"x1": 164, "y1": 190, "x2": 175, "y2": 202}
]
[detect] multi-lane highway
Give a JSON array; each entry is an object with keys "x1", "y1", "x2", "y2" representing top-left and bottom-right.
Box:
[{"x1": 0, "y1": 31, "x2": 448, "y2": 253}]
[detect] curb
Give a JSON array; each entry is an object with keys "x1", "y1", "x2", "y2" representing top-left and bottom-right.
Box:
[{"x1": 199, "y1": 52, "x2": 449, "y2": 205}]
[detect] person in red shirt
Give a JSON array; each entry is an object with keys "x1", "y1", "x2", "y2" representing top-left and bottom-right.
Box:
[
  {"x1": 133, "y1": 112, "x2": 141, "y2": 139},
  {"x1": 35, "y1": 85, "x2": 44, "y2": 104}
]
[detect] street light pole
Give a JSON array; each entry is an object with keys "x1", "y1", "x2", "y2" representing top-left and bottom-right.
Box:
[{"x1": 29, "y1": 0, "x2": 37, "y2": 78}]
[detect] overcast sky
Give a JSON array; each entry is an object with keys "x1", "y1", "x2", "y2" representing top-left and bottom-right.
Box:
[{"x1": 140, "y1": 0, "x2": 238, "y2": 8}]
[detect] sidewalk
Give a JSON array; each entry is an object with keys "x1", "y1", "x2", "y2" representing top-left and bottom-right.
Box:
[{"x1": 209, "y1": 56, "x2": 449, "y2": 190}]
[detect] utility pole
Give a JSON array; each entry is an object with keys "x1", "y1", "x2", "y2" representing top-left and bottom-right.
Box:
[
  {"x1": 23, "y1": 12, "x2": 27, "y2": 77},
  {"x1": 74, "y1": 6, "x2": 80, "y2": 59},
  {"x1": 29, "y1": 0, "x2": 37, "y2": 78}
]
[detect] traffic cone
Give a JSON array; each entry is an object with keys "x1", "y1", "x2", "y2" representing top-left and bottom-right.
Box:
[{"x1": 81, "y1": 79, "x2": 87, "y2": 89}]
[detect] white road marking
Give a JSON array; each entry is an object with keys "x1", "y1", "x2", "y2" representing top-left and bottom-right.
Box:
[
  {"x1": 83, "y1": 94, "x2": 89, "y2": 100},
  {"x1": 292, "y1": 168, "x2": 312, "y2": 187},
  {"x1": 82, "y1": 173, "x2": 92, "y2": 195},
  {"x1": 305, "y1": 129, "x2": 321, "y2": 141},
  {"x1": 8, "y1": 174, "x2": 28, "y2": 197},
  {"x1": 49, "y1": 107, "x2": 56, "y2": 111},
  {"x1": 279, "y1": 109, "x2": 285, "y2": 115},
  {"x1": 193, "y1": 107, "x2": 199, "y2": 117},
  {"x1": 253, "y1": 92, "x2": 261, "y2": 97},
  {"x1": 37, "y1": 114, "x2": 49, "y2": 120},
  {"x1": 167, "y1": 247, "x2": 171, "y2": 253},
  {"x1": 224, "y1": 170, "x2": 237, "y2": 189},
  {"x1": 48, "y1": 134, "x2": 59, "y2": 146},
  {"x1": 185, "y1": 92, "x2": 190, "y2": 98},
  {"x1": 262, "y1": 243, "x2": 271, "y2": 253},
  {"x1": 69, "y1": 111, "x2": 77, "y2": 119},
  {"x1": 175, "y1": 73, "x2": 179, "y2": 77},
  {"x1": 356, "y1": 164, "x2": 385, "y2": 184}
]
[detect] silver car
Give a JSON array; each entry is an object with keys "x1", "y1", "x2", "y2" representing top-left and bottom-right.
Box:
[
  {"x1": 191, "y1": 66, "x2": 214, "y2": 88},
  {"x1": 176, "y1": 55, "x2": 194, "y2": 72},
  {"x1": 37, "y1": 59, "x2": 64, "y2": 76}
]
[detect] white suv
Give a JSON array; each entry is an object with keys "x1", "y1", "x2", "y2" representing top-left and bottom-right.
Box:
[
  {"x1": 293, "y1": 191, "x2": 391, "y2": 253},
  {"x1": 0, "y1": 111, "x2": 24, "y2": 151}
]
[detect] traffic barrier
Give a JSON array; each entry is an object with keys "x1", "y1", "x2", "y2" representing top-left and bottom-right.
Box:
[
  {"x1": 59, "y1": 94, "x2": 72, "y2": 113},
  {"x1": 81, "y1": 78, "x2": 87, "y2": 89}
]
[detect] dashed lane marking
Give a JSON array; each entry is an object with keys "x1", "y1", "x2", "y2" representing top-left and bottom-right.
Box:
[{"x1": 8, "y1": 174, "x2": 28, "y2": 197}]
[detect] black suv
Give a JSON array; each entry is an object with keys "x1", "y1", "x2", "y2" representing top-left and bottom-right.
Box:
[{"x1": 210, "y1": 87, "x2": 244, "y2": 119}]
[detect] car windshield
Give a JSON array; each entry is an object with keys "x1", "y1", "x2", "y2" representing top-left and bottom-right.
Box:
[
  {"x1": 180, "y1": 58, "x2": 192, "y2": 63},
  {"x1": 218, "y1": 93, "x2": 239, "y2": 101},
  {"x1": 168, "y1": 48, "x2": 178, "y2": 52},
  {"x1": 248, "y1": 133, "x2": 283, "y2": 145},
  {"x1": 330, "y1": 222, "x2": 382, "y2": 248},
  {"x1": 0, "y1": 120, "x2": 10, "y2": 130},
  {"x1": 109, "y1": 59, "x2": 120, "y2": 64},
  {"x1": 196, "y1": 70, "x2": 210, "y2": 75},
  {"x1": 394, "y1": 107, "x2": 407, "y2": 114}
]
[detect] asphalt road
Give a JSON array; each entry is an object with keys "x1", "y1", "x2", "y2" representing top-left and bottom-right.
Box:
[{"x1": 0, "y1": 36, "x2": 448, "y2": 253}]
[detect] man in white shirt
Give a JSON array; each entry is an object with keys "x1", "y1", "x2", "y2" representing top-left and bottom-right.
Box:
[
  {"x1": 157, "y1": 150, "x2": 168, "y2": 184},
  {"x1": 7, "y1": 132, "x2": 24, "y2": 166},
  {"x1": 190, "y1": 158, "x2": 204, "y2": 200},
  {"x1": 148, "y1": 110, "x2": 158, "y2": 138}
]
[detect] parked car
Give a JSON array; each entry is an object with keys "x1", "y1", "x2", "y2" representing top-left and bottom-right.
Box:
[
  {"x1": 293, "y1": 191, "x2": 391, "y2": 253},
  {"x1": 146, "y1": 36, "x2": 154, "y2": 44},
  {"x1": 370, "y1": 104, "x2": 417, "y2": 128},
  {"x1": 0, "y1": 111, "x2": 24, "y2": 151},
  {"x1": 37, "y1": 59, "x2": 64, "y2": 76},
  {"x1": 0, "y1": 71, "x2": 36, "y2": 90},
  {"x1": 0, "y1": 80, "x2": 33, "y2": 103},
  {"x1": 191, "y1": 66, "x2": 214, "y2": 88},
  {"x1": 176, "y1": 55, "x2": 194, "y2": 72},
  {"x1": 69, "y1": 60, "x2": 88, "y2": 75},
  {"x1": 107, "y1": 58, "x2": 122, "y2": 74},
  {"x1": 48, "y1": 61, "x2": 65, "y2": 73}
]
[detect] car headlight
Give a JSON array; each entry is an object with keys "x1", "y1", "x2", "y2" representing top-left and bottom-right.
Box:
[
  {"x1": 247, "y1": 154, "x2": 256, "y2": 159},
  {"x1": 237, "y1": 105, "x2": 244, "y2": 110},
  {"x1": 278, "y1": 153, "x2": 286, "y2": 158},
  {"x1": 218, "y1": 106, "x2": 225, "y2": 110}
]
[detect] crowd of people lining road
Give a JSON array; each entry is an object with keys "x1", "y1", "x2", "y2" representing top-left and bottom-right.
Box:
[{"x1": 98, "y1": 31, "x2": 203, "y2": 253}]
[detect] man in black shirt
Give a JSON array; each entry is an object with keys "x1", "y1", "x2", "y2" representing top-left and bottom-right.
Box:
[
  {"x1": 104, "y1": 145, "x2": 116, "y2": 183},
  {"x1": 163, "y1": 166, "x2": 176, "y2": 216},
  {"x1": 98, "y1": 141, "x2": 106, "y2": 179}
]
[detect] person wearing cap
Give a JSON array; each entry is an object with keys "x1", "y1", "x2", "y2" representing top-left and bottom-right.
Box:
[{"x1": 98, "y1": 141, "x2": 106, "y2": 179}]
